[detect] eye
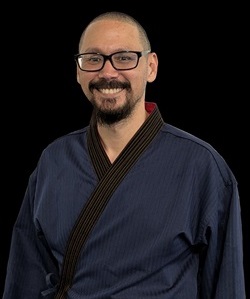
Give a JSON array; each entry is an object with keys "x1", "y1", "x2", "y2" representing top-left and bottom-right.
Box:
[
  {"x1": 85, "y1": 55, "x2": 103, "y2": 64},
  {"x1": 113, "y1": 53, "x2": 136, "y2": 63},
  {"x1": 90, "y1": 56, "x2": 102, "y2": 63}
]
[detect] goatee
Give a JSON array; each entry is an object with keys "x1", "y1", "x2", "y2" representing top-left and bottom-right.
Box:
[{"x1": 95, "y1": 103, "x2": 132, "y2": 125}]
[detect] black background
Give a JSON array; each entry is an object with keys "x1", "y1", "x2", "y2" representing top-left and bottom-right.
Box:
[{"x1": 1, "y1": 2, "x2": 248, "y2": 297}]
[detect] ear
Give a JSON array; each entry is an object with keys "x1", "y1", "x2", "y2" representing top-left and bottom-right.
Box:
[{"x1": 147, "y1": 52, "x2": 158, "y2": 83}]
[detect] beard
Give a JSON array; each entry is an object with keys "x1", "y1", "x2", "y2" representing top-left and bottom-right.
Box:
[
  {"x1": 93, "y1": 96, "x2": 135, "y2": 126},
  {"x1": 89, "y1": 78, "x2": 139, "y2": 125}
]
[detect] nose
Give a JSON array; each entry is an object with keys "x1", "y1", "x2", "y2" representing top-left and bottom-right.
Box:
[{"x1": 99, "y1": 58, "x2": 119, "y2": 78}]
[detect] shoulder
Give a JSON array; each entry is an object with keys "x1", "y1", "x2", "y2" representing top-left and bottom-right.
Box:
[
  {"x1": 45, "y1": 127, "x2": 87, "y2": 151},
  {"x1": 36, "y1": 127, "x2": 89, "y2": 166},
  {"x1": 158, "y1": 123, "x2": 237, "y2": 186}
]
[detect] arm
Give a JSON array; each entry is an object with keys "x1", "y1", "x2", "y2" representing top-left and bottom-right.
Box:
[
  {"x1": 200, "y1": 182, "x2": 246, "y2": 299},
  {"x1": 2, "y1": 169, "x2": 59, "y2": 299}
]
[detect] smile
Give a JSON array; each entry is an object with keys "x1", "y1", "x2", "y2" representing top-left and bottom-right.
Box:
[{"x1": 99, "y1": 88, "x2": 123, "y2": 94}]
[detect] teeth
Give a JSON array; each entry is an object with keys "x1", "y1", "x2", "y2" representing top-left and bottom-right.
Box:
[{"x1": 100, "y1": 88, "x2": 122, "y2": 94}]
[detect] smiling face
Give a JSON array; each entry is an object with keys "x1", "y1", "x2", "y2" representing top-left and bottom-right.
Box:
[{"x1": 76, "y1": 19, "x2": 158, "y2": 125}]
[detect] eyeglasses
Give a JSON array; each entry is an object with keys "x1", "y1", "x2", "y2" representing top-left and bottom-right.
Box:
[{"x1": 74, "y1": 50, "x2": 151, "y2": 72}]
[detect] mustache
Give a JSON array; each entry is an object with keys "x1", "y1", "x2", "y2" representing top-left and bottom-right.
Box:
[{"x1": 89, "y1": 79, "x2": 130, "y2": 92}]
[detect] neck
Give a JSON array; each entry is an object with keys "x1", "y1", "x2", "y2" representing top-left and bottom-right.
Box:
[{"x1": 97, "y1": 102, "x2": 149, "y2": 163}]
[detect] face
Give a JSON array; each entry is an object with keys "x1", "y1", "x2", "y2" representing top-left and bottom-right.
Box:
[{"x1": 76, "y1": 19, "x2": 158, "y2": 125}]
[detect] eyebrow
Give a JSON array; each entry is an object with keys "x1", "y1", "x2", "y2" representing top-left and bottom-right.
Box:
[{"x1": 80, "y1": 48, "x2": 133, "y2": 54}]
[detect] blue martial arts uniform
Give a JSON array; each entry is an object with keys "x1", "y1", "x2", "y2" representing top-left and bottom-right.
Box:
[{"x1": 3, "y1": 102, "x2": 245, "y2": 298}]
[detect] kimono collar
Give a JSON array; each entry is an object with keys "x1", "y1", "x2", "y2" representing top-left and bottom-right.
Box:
[{"x1": 87, "y1": 102, "x2": 164, "y2": 180}]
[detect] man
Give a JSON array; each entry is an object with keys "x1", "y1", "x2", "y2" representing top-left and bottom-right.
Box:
[{"x1": 3, "y1": 11, "x2": 246, "y2": 298}]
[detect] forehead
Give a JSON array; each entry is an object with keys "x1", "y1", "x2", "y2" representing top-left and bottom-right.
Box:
[{"x1": 80, "y1": 20, "x2": 142, "y2": 53}]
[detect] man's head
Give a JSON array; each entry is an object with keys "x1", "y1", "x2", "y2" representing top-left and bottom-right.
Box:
[{"x1": 75, "y1": 11, "x2": 158, "y2": 125}]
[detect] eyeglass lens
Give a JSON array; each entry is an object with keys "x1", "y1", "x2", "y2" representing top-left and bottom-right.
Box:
[{"x1": 77, "y1": 52, "x2": 139, "y2": 71}]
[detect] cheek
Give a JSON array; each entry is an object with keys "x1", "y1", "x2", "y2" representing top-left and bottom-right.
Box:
[
  {"x1": 130, "y1": 69, "x2": 148, "y2": 88},
  {"x1": 76, "y1": 71, "x2": 80, "y2": 84},
  {"x1": 77, "y1": 68, "x2": 86, "y2": 81},
  {"x1": 77, "y1": 72, "x2": 89, "y2": 89}
]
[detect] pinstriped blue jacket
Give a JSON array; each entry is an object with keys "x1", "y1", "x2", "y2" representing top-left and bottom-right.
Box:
[{"x1": 3, "y1": 103, "x2": 245, "y2": 298}]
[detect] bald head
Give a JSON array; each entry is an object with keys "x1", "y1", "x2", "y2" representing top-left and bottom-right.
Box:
[{"x1": 78, "y1": 11, "x2": 151, "y2": 52}]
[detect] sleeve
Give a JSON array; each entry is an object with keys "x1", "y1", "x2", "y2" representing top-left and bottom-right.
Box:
[
  {"x1": 200, "y1": 181, "x2": 246, "y2": 299},
  {"x1": 2, "y1": 169, "x2": 59, "y2": 299}
]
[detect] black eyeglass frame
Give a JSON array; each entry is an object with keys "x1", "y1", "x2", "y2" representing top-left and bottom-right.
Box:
[{"x1": 74, "y1": 50, "x2": 151, "y2": 72}]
